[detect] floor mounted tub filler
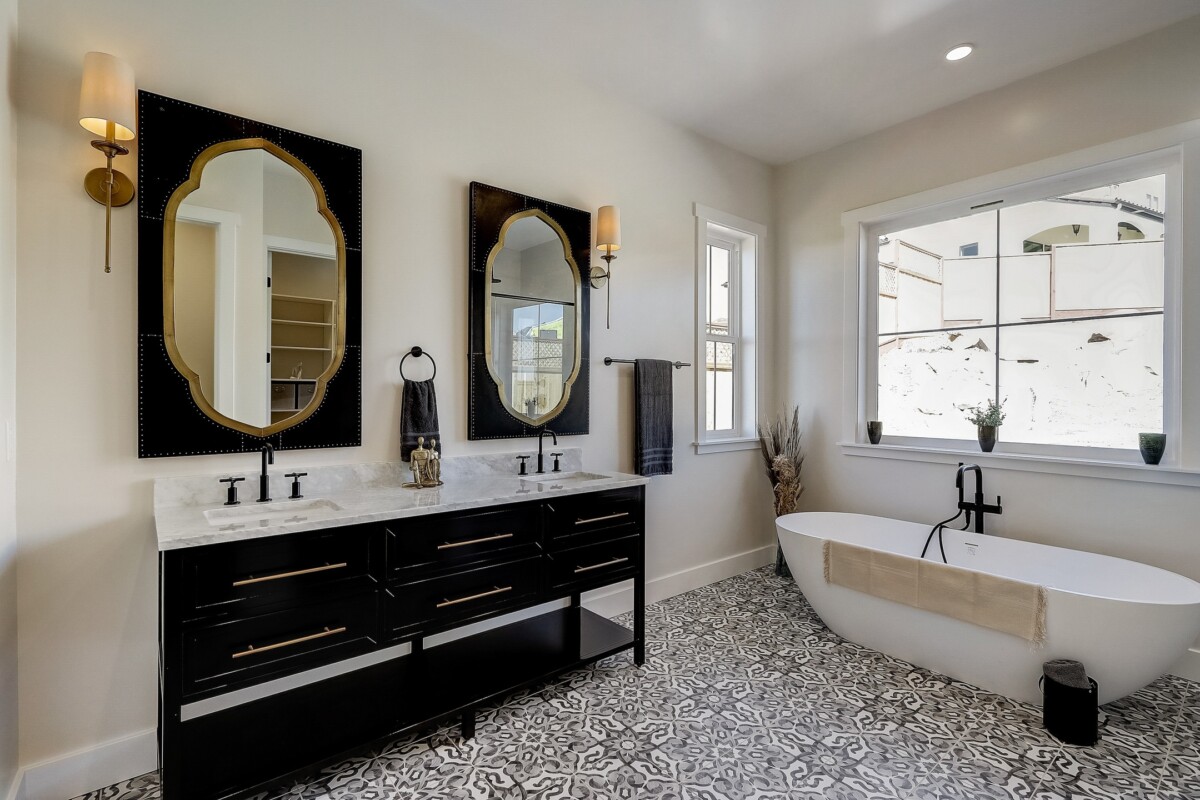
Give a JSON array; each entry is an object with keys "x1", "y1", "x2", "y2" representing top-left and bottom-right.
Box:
[{"x1": 776, "y1": 512, "x2": 1200, "y2": 705}]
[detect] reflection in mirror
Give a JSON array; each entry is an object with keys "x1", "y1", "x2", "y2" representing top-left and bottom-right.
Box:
[
  {"x1": 487, "y1": 214, "x2": 579, "y2": 424},
  {"x1": 171, "y1": 147, "x2": 338, "y2": 429}
]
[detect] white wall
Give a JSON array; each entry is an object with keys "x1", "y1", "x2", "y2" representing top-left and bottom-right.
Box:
[
  {"x1": 13, "y1": 0, "x2": 775, "y2": 781},
  {"x1": 0, "y1": 0, "x2": 18, "y2": 793},
  {"x1": 777, "y1": 18, "x2": 1200, "y2": 627}
]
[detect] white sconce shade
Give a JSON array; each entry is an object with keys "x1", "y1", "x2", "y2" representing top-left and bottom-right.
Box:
[
  {"x1": 79, "y1": 52, "x2": 136, "y2": 140},
  {"x1": 596, "y1": 205, "x2": 621, "y2": 253}
]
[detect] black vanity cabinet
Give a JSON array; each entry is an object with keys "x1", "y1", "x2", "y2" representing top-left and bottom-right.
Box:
[{"x1": 159, "y1": 487, "x2": 646, "y2": 800}]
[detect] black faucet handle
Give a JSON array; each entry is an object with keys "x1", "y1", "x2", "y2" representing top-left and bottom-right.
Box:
[
  {"x1": 550, "y1": 452, "x2": 563, "y2": 472},
  {"x1": 516, "y1": 455, "x2": 530, "y2": 476},
  {"x1": 220, "y1": 476, "x2": 245, "y2": 506},
  {"x1": 285, "y1": 472, "x2": 307, "y2": 500}
]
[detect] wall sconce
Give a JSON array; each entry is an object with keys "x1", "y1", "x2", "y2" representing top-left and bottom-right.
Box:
[
  {"x1": 589, "y1": 205, "x2": 621, "y2": 329},
  {"x1": 79, "y1": 51, "x2": 137, "y2": 274}
]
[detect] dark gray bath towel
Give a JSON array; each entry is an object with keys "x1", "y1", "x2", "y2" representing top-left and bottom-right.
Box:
[
  {"x1": 635, "y1": 359, "x2": 673, "y2": 476},
  {"x1": 1043, "y1": 659, "x2": 1090, "y2": 690},
  {"x1": 400, "y1": 378, "x2": 441, "y2": 461}
]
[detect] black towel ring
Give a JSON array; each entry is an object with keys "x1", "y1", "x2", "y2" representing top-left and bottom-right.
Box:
[{"x1": 399, "y1": 346, "x2": 437, "y2": 381}]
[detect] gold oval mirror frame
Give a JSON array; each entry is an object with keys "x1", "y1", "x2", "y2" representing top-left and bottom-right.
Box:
[
  {"x1": 162, "y1": 138, "x2": 348, "y2": 438},
  {"x1": 483, "y1": 209, "x2": 583, "y2": 427}
]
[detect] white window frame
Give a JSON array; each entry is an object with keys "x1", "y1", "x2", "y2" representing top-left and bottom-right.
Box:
[
  {"x1": 693, "y1": 203, "x2": 762, "y2": 454},
  {"x1": 840, "y1": 121, "x2": 1200, "y2": 486}
]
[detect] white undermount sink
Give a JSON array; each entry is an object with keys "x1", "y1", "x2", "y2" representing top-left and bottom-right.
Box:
[
  {"x1": 204, "y1": 498, "x2": 343, "y2": 526},
  {"x1": 520, "y1": 471, "x2": 610, "y2": 486}
]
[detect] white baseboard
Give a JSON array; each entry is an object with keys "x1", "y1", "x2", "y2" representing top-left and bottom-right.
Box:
[
  {"x1": 585, "y1": 544, "x2": 777, "y2": 618},
  {"x1": 1170, "y1": 647, "x2": 1200, "y2": 683},
  {"x1": 13, "y1": 728, "x2": 156, "y2": 800},
  {"x1": 5, "y1": 771, "x2": 22, "y2": 800}
]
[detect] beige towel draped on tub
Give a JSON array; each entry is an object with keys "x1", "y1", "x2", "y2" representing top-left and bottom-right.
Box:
[{"x1": 823, "y1": 540, "x2": 1047, "y2": 645}]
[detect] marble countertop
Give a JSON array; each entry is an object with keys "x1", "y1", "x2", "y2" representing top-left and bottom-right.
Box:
[{"x1": 153, "y1": 448, "x2": 649, "y2": 551}]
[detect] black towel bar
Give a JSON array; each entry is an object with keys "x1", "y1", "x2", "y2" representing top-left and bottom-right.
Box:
[
  {"x1": 400, "y1": 346, "x2": 437, "y2": 380},
  {"x1": 604, "y1": 357, "x2": 691, "y2": 369}
]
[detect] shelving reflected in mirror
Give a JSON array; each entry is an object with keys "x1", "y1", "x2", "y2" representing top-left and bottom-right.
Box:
[{"x1": 167, "y1": 141, "x2": 342, "y2": 431}]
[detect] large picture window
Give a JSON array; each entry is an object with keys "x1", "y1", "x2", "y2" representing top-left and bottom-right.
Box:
[{"x1": 870, "y1": 170, "x2": 1170, "y2": 452}]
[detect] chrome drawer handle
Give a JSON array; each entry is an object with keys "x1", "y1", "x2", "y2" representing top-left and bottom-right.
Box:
[
  {"x1": 437, "y1": 532, "x2": 514, "y2": 550},
  {"x1": 232, "y1": 626, "x2": 347, "y2": 659},
  {"x1": 232, "y1": 562, "x2": 348, "y2": 587},
  {"x1": 575, "y1": 512, "x2": 630, "y2": 526},
  {"x1": 436, "y1": 585, "x2": 513, "y2": 608},
  {"x1": 574, "y1": 557, "x2": 630, "y2": 573}
]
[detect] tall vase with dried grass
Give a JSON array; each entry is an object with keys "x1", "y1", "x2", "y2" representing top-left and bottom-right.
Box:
[{"x1": 759, "y1": 407, "x2": 803, "y2": 578}]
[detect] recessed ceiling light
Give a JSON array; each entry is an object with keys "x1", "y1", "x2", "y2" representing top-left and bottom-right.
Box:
[{"x1": 945, "y1": 44, "x2": 974, "y2": 61}]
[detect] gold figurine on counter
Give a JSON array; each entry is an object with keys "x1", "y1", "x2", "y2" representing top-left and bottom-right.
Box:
[{"x1": 404, "y1": 437, "x2": 443, "y2": 489}]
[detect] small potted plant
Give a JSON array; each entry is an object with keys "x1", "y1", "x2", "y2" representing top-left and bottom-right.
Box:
[{"x1": 966, "y1": 399, "x2": 1005, "y2": 453}]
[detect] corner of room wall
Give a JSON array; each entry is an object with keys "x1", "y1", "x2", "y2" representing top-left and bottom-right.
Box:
[{"x1": 0, "y1": 0, "x2": 20, "y2": 793}]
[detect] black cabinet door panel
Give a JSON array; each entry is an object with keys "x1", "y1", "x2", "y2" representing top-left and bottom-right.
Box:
[
  {"x1": 544, "y1": 488, "x2": 644, "y2": 549},
  {"x1": 384, "y1": 504, "x2": 541, "y2": 577},
  {"x1": 179, "y1": 526, "x2": 377, "y2": 616},
  {"x1": 385, "y1": 556, "x2": 541, "y2": 638},
  {"x1": 182, "y1": 592, "x2": 377, "y2": 698},
  {"x1": 546, "y1": 534, "x2": 641, "y2": 592}
]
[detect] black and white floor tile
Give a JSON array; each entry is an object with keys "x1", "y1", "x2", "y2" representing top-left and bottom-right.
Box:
[{"x1": 75, "y1": 567, "x2": 1200, "y2": 799}]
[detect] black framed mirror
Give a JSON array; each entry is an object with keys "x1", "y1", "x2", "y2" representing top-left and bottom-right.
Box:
[
  {"x1": 468, "y1": 182, "x2": 590, "y2": 439},
  {"x1": 137, "y1": 92, "x2": 362, "y2": 457}
]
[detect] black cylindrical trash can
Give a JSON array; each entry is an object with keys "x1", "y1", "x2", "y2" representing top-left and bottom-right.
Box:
[{"x1": 1041, "y1": 665, "x2": 1099, "y2": 746}]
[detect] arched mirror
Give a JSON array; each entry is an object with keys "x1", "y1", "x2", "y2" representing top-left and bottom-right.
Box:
[
  {"x1": 485, "y1": 211, "x2": 581, "y2": 425},
  {"x1": 165, "y1": 140, "x2": 345, "y2": 434},
  {"x1": 138, "y1": 92, "x2": 361, "y2": 458},
  {"x1": 468, "y1": 183, "x2": 590, "y2": 439}
]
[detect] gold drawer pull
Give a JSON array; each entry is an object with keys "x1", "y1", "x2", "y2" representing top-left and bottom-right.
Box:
[
  {"x1": 436, "y1": 585, "x2": 512, "y2": 608},
  {"x1": 232, "y1": 562, "x2": 348, "y2": 587},
  {"x1": 575, "y1": 512, "x2": 630, "y2": 526},
  {"x1": 437, "y1": 532, "x2": 514, "y2": 550},
  {"x1": 232, "y1": 626, "x2": 347, "y2": 659},
  {"x1": 575, "y1": 556, "x2": 630, "y2": 573}
]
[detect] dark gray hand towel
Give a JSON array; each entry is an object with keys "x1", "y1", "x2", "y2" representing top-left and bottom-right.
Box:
[
  {"x1": 1043, "y1": 659, "x2": 1090, "y2": 690},
  {"x1": 635, "y1": 359, "x2": 673, "y2": 476},
  {"x1": 400, "y1": 378, "x2": 441, "y2": 461}
]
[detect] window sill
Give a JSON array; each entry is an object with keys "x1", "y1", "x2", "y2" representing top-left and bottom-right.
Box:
[
  {"x1": 694, "y1": 437, "x2": 760, "y2": 455},
  {"x1": 839, "y1": 441, "x2": 1200, "y2": 487}
]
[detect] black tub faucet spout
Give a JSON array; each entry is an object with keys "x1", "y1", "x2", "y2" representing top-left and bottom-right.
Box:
[{"x1": 955, "y1": 463, "x2": 1002, "y2": 534}]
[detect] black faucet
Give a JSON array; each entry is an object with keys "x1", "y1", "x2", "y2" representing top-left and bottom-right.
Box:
[
  {"x1": 536, "y1": 428, "x2": 558, "y2": 474},
  {"x1": 956, "y1": 463, "x2": 1002, "y2": 534},
  {"x1": 258, "y1": 443, "x2": 274, "y2": 502}
]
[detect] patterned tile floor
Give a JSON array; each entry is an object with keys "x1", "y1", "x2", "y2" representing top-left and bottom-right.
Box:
[{"x1": 79, "y1": 567, "x2": 1200, "y2": 799}]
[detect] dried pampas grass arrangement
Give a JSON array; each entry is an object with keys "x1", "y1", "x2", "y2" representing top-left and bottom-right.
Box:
[
  {"x1": 759, "y1": 407, "x2": 804, "y2": 517},
  {"x1": 759, "y1": 407, "x2": 804, "y2": 577}
]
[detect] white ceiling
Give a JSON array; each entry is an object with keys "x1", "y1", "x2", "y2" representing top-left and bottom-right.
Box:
[{"x1": 411, "y1": 0, "x2": 1200, "y2": 165}]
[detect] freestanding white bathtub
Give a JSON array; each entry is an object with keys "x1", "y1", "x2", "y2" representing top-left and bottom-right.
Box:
[{"x1": 776, "y1": 512, "x2": 1200, "y2": 705}]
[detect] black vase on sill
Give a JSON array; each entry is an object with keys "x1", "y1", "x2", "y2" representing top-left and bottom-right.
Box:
[
  {"x1": 1139, "y1": 432, "x2": 1166, "y2": 465},
  {"x1": 977, "y1": 425, "x2": 997, "y2": 453},
  {"x1": 867, "y1": 421, "x2": 883, "y2": 445}
]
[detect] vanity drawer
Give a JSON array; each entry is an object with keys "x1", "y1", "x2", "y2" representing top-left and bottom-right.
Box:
[
  {"x1": 385, "y1": 555, "x2": 541, "y2": 638},
  {"x1": 179, "y1": 525, "x2": 377, "y2": 615},
  {"x1": 547, "y1": 534, "x2": 641, "y2": 591},
  {"x1": 544, "y1": 488, "x2": 643, "y2": 549},
  {"x1": 384, "y1": 504, "x2": 540, "y2": 577},
  {"x1": 181, "y1": 591, "x2": 377, "y2": 698}
]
